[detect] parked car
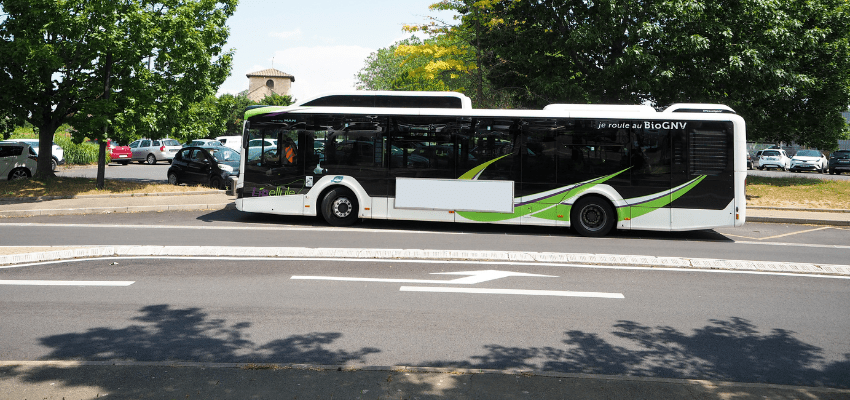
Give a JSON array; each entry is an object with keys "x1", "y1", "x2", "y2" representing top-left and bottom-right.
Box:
[
  {"x1": 167, "y1": 146, "x2": 240, "y2": 189},
  {"x1": 184, "y1": 139, "x2": 224, "y2": 148},
  {"x1": 15, "y1": 139, "x2": 64, "y2": 171},
  {"x1": 746, "y1": 152, "x2": 754, "y2": 170},
  {"x1": 789, "y1": 149, "x2": 828, "y2": 173},
  {"x1": 216, "y1": 135, "x2": 242, "y2": 153},
  {"x1": 128, "y1": 138, "x2": 182, "y2": 164},
  {"x1": 107, "y1": 140, "x2": 133, "y2": 164},
  {"x1": 828, "y1": 149, "x2": 850, "y2": 175},
  {"x1": 757, "y1": 149, "x2": 791, "y2": 171},
  {"x1": 0, "y1": 141, "x2": 38, "y2": 180}
]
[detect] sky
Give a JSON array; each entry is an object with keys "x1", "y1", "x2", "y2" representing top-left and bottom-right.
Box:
[{"x1": 218, "y1": 0, "x2": 452, "y2": 102}]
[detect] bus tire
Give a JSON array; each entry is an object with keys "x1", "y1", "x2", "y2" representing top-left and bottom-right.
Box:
[
  {"x1": 321, "y1": 187, "x2": 359, "y2": 227},
  {"x1": 571, "y1": 196, "x2": 616, "y2": 237}
]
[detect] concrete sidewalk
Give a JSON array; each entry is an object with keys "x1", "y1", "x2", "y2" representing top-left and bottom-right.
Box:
[
  {"x1": 0, "y1": 190, "x2": 234, "y2": 217},
  {"x1": 1, "y1": 361, "x2": 848, "y2": 399}
]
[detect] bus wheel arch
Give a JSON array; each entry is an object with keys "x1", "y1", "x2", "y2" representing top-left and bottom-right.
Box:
[
  {"x1": 320, "y1": 186, "x2": 360, "y2": 226},
  {"x1": 571, "y1": 195, "x2": 617, "y2": 237}
]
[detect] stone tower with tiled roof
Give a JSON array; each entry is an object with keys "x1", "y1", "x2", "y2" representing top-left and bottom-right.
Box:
[{"x1": 246, "y1": 68, "x2": 295, "y2": 102}]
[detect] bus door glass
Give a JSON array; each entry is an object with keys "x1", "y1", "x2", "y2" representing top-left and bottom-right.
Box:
[
  {"x1": 628, "y1": 122, "x2": 672, "y2": 228},
  {"x1": 520, "y1": 118, "x2": 560, "y2": 200},
  {"x1": 387, "y1": 116, "x2": 457, "y2": 196},
  {"x1": 321, "y1": 114, "x2": 387, "y2": 197},
  {"x1": 467, "y1": 118, "x2": 520, "y2": 183},
  {"x1": 243, "y1": 122, "x2": 307, "y2": 196}
]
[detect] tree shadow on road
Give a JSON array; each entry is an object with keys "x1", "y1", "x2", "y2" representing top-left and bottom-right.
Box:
[
  {"x1": 36, "y1": 304, "x2": 379, "y2": 365},
  {"x1": 5, "y1": 307, "x2": 848, "y2": 398},
  {"x1": 424, "y1": 317, "x2": 850, "y2": 389}
]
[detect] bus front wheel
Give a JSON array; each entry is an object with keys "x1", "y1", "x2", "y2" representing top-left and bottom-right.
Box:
[
  {"x1": 571, "y1": 196, "x2": 616, "y2": 237},
  {"x1": 321, "y1": 187, "x2": 359, "y2": 227}
]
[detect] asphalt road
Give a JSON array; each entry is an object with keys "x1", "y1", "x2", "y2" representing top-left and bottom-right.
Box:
[
  {"x1": 1, "y1": 256, "x2": 848, "y2": 388},
  {"x1": 2, "y1": 209, "x2": 849, "y2": 266}
]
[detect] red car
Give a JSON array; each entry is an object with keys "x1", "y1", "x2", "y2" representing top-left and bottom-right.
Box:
[{"x1": 107, "y1": 140, "x2": 132, "y2": 165}]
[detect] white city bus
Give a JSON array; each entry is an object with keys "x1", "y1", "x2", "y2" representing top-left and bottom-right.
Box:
[{"x1": 235, "y1": 91, "x2": 746, "y2": 237}]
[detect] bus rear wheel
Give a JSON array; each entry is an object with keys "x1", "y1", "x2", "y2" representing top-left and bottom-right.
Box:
[
  {"x1": 571, "y1": 196, "x2": 616, "y2": 237},
  {"x1": 321, "y1": 187, "x2": 359, "y2": 227}
]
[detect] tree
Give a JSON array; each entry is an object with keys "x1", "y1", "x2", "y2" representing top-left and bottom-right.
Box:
[
  {"x1": 356, "y1": 33, "x2": 516, "y2": 108},
  {"x1": 259, "y1": 92, "x2": 295, "y2": 107},
  {"x1": 0, "y1": 0, "x2": 236, "y2": 179},
  {"x1": 436, "y1": 0, "x2": 850, "y2": 149},
  {"x1": 356, "y1": 36, "x2": 431, "y2": 91},
  {"x1": 216, "y1": 92, "x2": 257, "y2": 136}
]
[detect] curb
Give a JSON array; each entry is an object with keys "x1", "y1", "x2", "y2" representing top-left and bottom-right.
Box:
[
  {"x1": 747, "y1": 216, "x2": 850, "y2": 226},
  {"x1": 0, "y1": 190, "x2": 224, "y2": 203},
  {"x1": 2, "y1": 246, "x2": 849, "y2": 276},
  {"x1": 0, "y1": 203, "x2": 235, "y2": 218},
  {"x1": 749, "y1": 206, "x2": 850, "y2": 214}
]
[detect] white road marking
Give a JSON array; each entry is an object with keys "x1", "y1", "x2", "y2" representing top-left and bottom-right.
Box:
[
  {"x1": 291, "y1": 270, "x2": 557, "y2": 285},
  {"x1": 0, "y1": 280, "x2": 134, "y2": 286},
  {"x1": 400, "y1": 286, "x2": 624, "y2": 298}
]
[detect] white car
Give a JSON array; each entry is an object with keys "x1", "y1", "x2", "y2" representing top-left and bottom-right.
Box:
[
  {"x1": 183, "y1": 139, "x2": 224, "y2": 148},
  {"x1": 14, "y1": 139, "x2": 64, "y2": 171},
  {"x1": 0, "y1": 141, "x2": 38, "y2": 180},
  {"x1": 757, "y1": 149, "x2": 791, "y2": 171},
  {"x1": 215, "y1": 136, "x2": 243, "y2": 153},
  {"x1": 789, "y1": 149, "x2": 828, "y2": 173}
]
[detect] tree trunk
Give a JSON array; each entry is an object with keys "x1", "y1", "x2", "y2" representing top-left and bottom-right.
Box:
[
  {"x1": 96, "y1": 52, "x2": 114, "y2": 190},
  {"x1": 34, "y1": 125, "x2": 58, "y2": 179}
]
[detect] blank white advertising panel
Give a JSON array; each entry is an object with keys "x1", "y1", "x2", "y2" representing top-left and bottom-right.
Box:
[{"x1": 394, "y1": 178, "x2": 514, "y2": 213}]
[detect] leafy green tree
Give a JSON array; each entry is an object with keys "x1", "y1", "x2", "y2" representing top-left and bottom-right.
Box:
[
  {"x1": 356, "y1": 34, "x2": 516, "y2": 108},
  {"x1": 259, "y1": 92, "x2": 295, "y2": 107},
  {"x1": 0, "y1": 0, "x2": 236, "y2": 179},
  {"x1": 356, "y1": 36, "x2": 430, "y2": 91},
  {"x1": 436, "y1": 0, "x2": 850, "y2": 149},
  {"x1": 216, "y1": 92, "x2": 257, "y2": 136}
]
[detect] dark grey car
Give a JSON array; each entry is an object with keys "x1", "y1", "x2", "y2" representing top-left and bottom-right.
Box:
[{"x1": 828, "y1": 150, "x2": 850, "y2": 175}]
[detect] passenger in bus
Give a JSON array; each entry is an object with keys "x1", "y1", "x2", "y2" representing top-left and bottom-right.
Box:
[{"x1": 282, "y1": 138, "x2": 297, "y2": 165}]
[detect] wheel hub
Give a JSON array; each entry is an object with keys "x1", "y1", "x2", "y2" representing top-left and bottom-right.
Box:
[
  {"x1": 333, "y1": 197, "x2": 352, "y2": 218},
  {"x1": 580, "y1": 205, "x2": 605, "y2": 229}
]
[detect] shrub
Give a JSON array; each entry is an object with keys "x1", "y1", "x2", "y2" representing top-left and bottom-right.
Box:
[{"x1": 54, "y1": 136, "x2": 110, "y2": 165}]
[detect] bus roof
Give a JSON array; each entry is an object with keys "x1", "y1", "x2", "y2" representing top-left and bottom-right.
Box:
[{"x1": 294, "y1": 91, "x2": 472, "y2": 109}]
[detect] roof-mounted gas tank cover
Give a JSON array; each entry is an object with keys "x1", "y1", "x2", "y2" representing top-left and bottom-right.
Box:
[
  {"x1": 663, "y1": 103, "x2": 736, "y2": 114},
  {"x1": 543, "y1": 104, "x2": 656, "y2": 113},
  {"x1": 296, "y1": 91, "x2": 472, "y2": 109}
]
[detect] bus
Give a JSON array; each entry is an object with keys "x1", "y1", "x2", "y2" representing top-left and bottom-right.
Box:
[{"x1": 235, "y1": 91, "x2": 746, "y2": 237}]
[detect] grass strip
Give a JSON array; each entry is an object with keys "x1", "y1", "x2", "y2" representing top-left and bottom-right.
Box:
[
  {"x1": 746, "y1": 175, "x2": 850, "y2": 209},
  {"x1": 0, "y1": 177, "x2": 213, "y2": 198}
]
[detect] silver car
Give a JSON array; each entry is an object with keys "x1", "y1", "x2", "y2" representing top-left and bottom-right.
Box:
[{"x1": 129, "y1": 138, "x2": 182, "y2": 164}]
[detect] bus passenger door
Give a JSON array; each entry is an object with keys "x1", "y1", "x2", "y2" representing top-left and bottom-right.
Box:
[
  {"x1": 627, "y1": 126, "x2": 672, "y2": 230},
  {"x1": 519, "y1": 119, "x2": 560, "y2": 227}
]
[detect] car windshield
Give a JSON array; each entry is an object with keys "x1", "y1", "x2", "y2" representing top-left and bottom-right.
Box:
[
  {"x1": 833, "y1": 151, "x2": 850, "y2": 159},
  {"x1": 211, "y1": 149, "x2": 240, "y2": 162},
  {"x1": 795, "y1": 150, "x2": 820, "y2": 157},
  {"x1": 162, "y1": 139, "x2": 180, "y2": 146},
  {"x1": 763, "y1": 150, "x2": 780, "y2": 156}
]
